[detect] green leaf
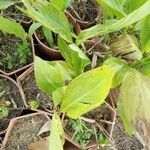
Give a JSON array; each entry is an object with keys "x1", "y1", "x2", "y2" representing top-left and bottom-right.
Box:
[
  {"x1": 61, "y1": 65, "x2": 115, "y2": 119},
  {"x1": 49, "y1": 113, "x2": 64, "y2": 150},
  {"x1": 96, "y1": 0, "x2": 126, "y2": 18},
  {"x1": 42, "y1": 27, "x2": 54, "y2": 48},
  {"x1": 50, "y1": 61, "x2": 77, "y2": 80},
  {"x1": 28, "y1": 22, "x2": 42, "y2": 37},
  {"x1": 51, "y1": 0, "x2": 71, "y2": 11},
  {"x1": 34, "y1": 56, "x2": 64, "y2": 95},
  {"x1": 124, "y1": 0, "x2": 147, "y2": 14},
  {"x1": 104, "y1": 57, "x2": 130, "y2": 88},
  {"x1": 54, "y1": 62, "x2": 75, "y2": 81},
  {"x1": 52, "y1": 87, "x2": 65, "y2": 107},
  {"x1": 58, "y1": 37, "x2": 90, "y2": 74},
  {"x1": 0, "y1": 16, "x2": 26, "y2": 40},
  {"x1": 118, "y1": 69, "x2": 150, "y2": 136},
  {"x1": 77, "y1": 0, "x2": 150, "y2": 45},
  {"x1": 98, "y1": 134, "x2": 109, "y2": 147},
  {"x1": 21, "y1": 0, "x2": 73, "y2": 43},
  {"x1": 134, "y1": 57, "x2": 150, "y2": 77},
  {"x1": 117, "y1": 97, "x2": 133, "y2": 134},
  {"x1": 0, "y1": 0, "x2": 18, "y2": 10},
  {"x1": 140, "y1": 15, "x2": 150, "y2": 52}
]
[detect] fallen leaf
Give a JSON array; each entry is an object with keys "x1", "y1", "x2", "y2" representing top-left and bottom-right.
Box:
[
  {"x1": 29, "y1": 138, "x2": 49, "y2": 150},
  {"x1": 38, "y1": 120, "x2": 51, "y2": 136}
]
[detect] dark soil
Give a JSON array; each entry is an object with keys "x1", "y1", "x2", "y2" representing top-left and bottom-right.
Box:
[
  {"x1": 2, "y1": 3, "x2": 31, "y2": 23},
  {"x1": 0, "y1": 33, "x2": 32, "y2": 72},
  {"x1": 0, "y1": 77, "x2": 24, "y2": 109},
  {"x1": 3, "y1": 114, "x2": 49, "y2": 150},
  {"x1": 112, "y1": 116, "x2": 143, "y2": 150},
  {"x1": 0, "y1": 77, "x2": 24, "y2": 134},
  {"x1": 21, "y1": 72, "x2": 53, "y2": 111},
  {"x1": 68, "y1": 0, "x2": 99, "y2": 22}
]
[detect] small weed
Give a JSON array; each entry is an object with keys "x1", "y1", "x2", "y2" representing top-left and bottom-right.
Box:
[
  {"x1": 0, "y1": 106, "x2": 9, "y2": 118},
  {"x1": 17, "y1": 40, "x2": 32, "y2": 65},
  {"x1": 0, "y1": 91, "x2": 9, "y2": 118},
  {"x1": 4, "y1": 40, "x2": 32, "y2": 70},
  {"x1": 5, "y1": 53, "x2": 14, "y2": 70},
  {"x1": 68, "y1": 119, "x2": 95, "y2": 148},
  {"x1": 29, "y1": 100, "x2": 40, "y2": 110}
]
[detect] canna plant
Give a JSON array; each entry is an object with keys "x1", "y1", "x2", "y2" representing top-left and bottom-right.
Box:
[
  {"x1": 21, "y1": 0, "x2": 150, "y2": 149},
  {"x1": 34, "y1": 56, "x2": 118, "y2": 149}
]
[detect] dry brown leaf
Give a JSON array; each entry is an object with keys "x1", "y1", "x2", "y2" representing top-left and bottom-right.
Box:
[
  {"x1": 28, "y1": 138, "x2": 49, "y2": 150},
  {"x1": 38, "y1": 120, "x2": 51, "y2": 136}
]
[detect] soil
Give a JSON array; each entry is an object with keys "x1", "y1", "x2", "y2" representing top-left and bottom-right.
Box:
[
  {"x1": 0, "y1": 77, "x2": 24, "y2": 134},
  {"x1": 0, "y1": 33, "x2": 32, "y2": 72},
  {"x1": 3, "y1": 114, "x2": 49, "y2": 150},
  {"x1": 2, "y1": 3, "x2": 31, "y2": 23},
  {"x1": 112, "y1": 116, "x2": 143, "y2": 150},
  {"x1": 0, "y1": 77, "x2": 23, "y2": 109},
  {"x1": 68, "y1": 0, "x2": 99, "y2": 22},
  {"x1": 21, "y1": 72, "x2": 53, "y2": 111}
]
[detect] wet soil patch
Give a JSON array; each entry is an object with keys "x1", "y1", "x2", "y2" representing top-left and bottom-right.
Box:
[{"x1": 68, "y1": 0, "x2": 99, "y2": 22}]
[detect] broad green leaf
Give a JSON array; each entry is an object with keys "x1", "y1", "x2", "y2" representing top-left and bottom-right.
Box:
[
  {"x1": 140, "y1": 15, "x2": 150, "y2": 52},
  {"x1": 96, "y1": 0, "x2": 126, "y2": 18},
  {"x1": 42, "y1": 27, "x2": 54, "y2": 48},
  {"x1": 58, "y1": 37, "x2": 90, "y2": 74},
  {"x1": 21, "y1": 0, "x2": 73, "y2": 43},
  {"x1": 117, "y1": 98, "x2": 133, "y2": 134},
  {"x1": 51, "y1": 0, "x2": 71, "y2": 11},
  {"x1": 34, "y1": 56, "x2": 64, "y2": 95},
  {"x1": 54, "y1": 63, "x2": 74, "y2": 81},
  {"x1": 0, "y1": 16, "x2": 26, "y2": 40},
  {"x1": 118, "y1": 69, "x2": 150, "y2": 137},
  {"x1": 0, "y1": 0, "x2": 18, "y2": 10},
  {"x1": 77, "y1": 0, "x2": 150, "y2": 45},
  {"x1": 52, "y1": 87, "x2": 65, "y2": 107},
  {"x1": 104, "y1": 57, "x2": 130, "y2": 88},
  {"x1": 28, "y1": 22, "x2": 42, "y2": 37},
  {"x1": 49, "y1": 61, "x2": 77, "y2": 80},
  {"x1": 49, "y1": 113, "x2": 64, "y2": 150},
  {"x1": 134, "y1": 57, "x2": 150, "y2": 77},
  {"x1": 61, "y1": 65, "x2": 115, "y2": 119},
  {"x1": 124, "y1": 0, "x2": 147, "y2": 14}
]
